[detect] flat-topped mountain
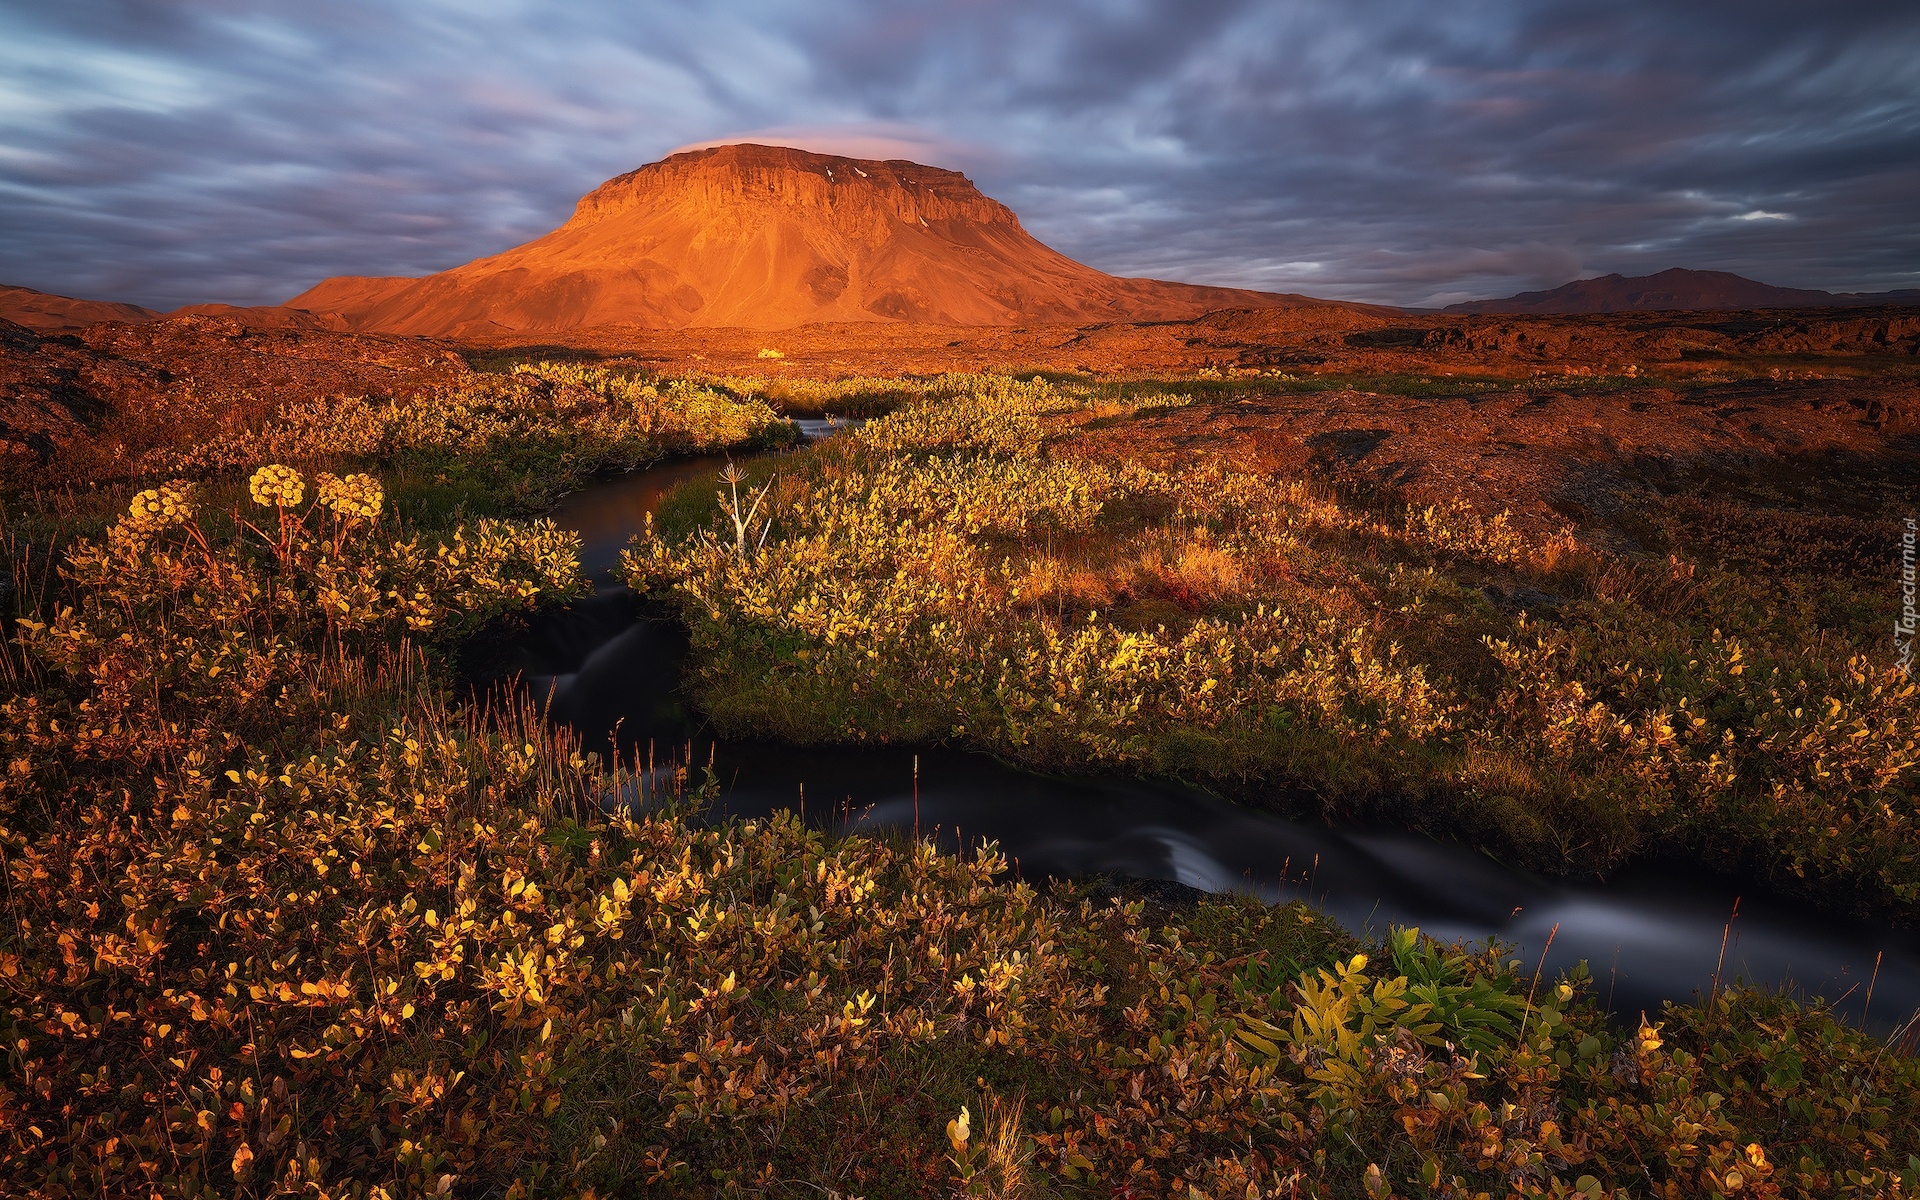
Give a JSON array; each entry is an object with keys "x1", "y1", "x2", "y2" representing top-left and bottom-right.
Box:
[
  {"x1": 1446, "y1": 267, "x2": 1920, "y2": 315},
  {"x1": 286, "y1": 144, "x2": 1344, "y2": 334}
]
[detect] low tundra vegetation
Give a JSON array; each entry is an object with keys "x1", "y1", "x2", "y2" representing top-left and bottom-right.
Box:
[
  {"x1": 155, "y1": 362, "x2": 798, "y2": 519},
  {"x1": 626, "y1": 376, "x2": 1920, "y2": 921},
  {"x1": 4, "y1": 479, "x2": 1919, "y2": 1197},
  {"x1": 2, "y1": 366, "x2": 1917, "y2": 1197}
]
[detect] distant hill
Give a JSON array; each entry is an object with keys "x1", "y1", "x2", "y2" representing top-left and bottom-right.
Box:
[
  {"x1": 168, "y1": 303, "x2": 349, "y2": 331},
  {"x1": 286, "y1": 143, "x2": 1373, "y2": 335},
  {"x1": 1446, "y1": 268, "x2": 1920, "y2": 315},
  {"x1": 0, "y1": 284, "x2": 158, "y2": 332}
]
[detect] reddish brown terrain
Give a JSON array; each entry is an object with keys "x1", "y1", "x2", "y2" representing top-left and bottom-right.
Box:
[
  {"x1": 5, "y1": 301, "x2": 1915, "y2": 547},
  {"x1": 0, "y1": 284, "x2": 159, "y2": 333},
  {"x1": 0, "y1": 286, "x2": 359, "y2": 336},
  {"x1": 284, "y1": 144, "x2": 1353, "y2": 334},
  {"x1": 0, "y1": 314, "x2": 465, "y2": 475},
  {"x1": 168, "y1": 303, "x2": 350, "y2": 330},
  {"x1": 512, "y1": 302, "x2": 1920, "y2": 378},
  {"x1": 1062, "y1": 376, "x2": 1920, "y2": 536}
]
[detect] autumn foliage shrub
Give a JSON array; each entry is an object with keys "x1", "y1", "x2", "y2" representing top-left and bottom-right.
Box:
[
  {"x1": 2, "y1": 374, "x2": 1917, "y2": 1197},
  {"x1": 150, "y1": 363, "x2": 797, "y2": 517},
  {"x1": 628, "y1": 377, "x2": 1920, "y2": 920},
  {"x1": 7, "y1": 465, "x2": 583, "y2": 808}
]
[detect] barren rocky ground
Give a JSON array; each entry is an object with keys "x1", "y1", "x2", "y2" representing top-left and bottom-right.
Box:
[
  {"x1": 1060, "y1": 379, "x2": 1920, "y2": 538},
  {"x1": 0, "y1": 314, "x2": 466, "y2": 482},
  {"x1": 503, "y1": 302, "x2": 1920, "y2": 376}
]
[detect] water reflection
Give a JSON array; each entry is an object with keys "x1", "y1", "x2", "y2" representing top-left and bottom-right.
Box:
[
  {"x1": 556, "y1": 456, "x2": 734, "y2": 581},
  {"x1": 493, "y1": 448, "x2": 1920, "y2": 1034}
]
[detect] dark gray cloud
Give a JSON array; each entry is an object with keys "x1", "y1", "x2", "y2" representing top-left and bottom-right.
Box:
[{"x1": 2, "y1": 0, "x2": 1915, "y2": 310}]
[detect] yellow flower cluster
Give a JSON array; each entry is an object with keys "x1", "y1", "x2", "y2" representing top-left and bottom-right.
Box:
[
  {"x1": 110, "y1": 481, "x2": 199, "y2": 553},
  {"x1": 314, "y1": 470, "x2": 384, "y2": 520},
  {"x1": 126, "y1": 482, "x2": 195, "y2": 527},
  {"x1": 119, "y1": 481, "x2": 196, "y2": 539},
  {"x1": 248, "y1": 462, "x2": 305, "y2": 507}
]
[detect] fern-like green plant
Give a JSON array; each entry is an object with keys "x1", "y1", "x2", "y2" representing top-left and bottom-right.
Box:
[{"x1": 1384, "y1": 926, "x2": 1530, "y2": 1057}]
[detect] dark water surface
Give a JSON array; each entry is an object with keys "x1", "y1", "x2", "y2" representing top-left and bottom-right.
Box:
[{"x1": 491, "y1": 444, "x2": 1920, "y2": 1034}]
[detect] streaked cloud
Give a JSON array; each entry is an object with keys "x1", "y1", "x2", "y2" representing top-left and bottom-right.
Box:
[{"x1": 1, "y1": 0, "x2": 1915, "y2": 310}]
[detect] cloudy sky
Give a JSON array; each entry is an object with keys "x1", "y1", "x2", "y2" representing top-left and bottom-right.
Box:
[{"x1": 3, "y1": 0, "x2": 1917, "y2": 311}]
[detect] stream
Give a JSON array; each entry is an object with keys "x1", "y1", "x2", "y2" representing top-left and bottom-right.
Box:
[{"x1": 483, "y1": 432, "x2": 1920, "y2": 1035}]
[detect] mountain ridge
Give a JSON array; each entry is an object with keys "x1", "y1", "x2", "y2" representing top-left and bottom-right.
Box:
[
  {"x1": 0, "y1": 284, "x2": 160, "y2": 333},
  {"x1": 1446, "y1": 267, "x2": 1920, "y2": 315}
]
